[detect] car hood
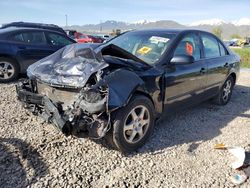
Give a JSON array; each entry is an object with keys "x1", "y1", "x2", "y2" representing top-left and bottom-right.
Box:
[
  {"x1": 27, "y1": 44, "x2": 109, "y2": 88},
  {"x1": 27, "y1": 43, "x2": 146, "y2": 88}
]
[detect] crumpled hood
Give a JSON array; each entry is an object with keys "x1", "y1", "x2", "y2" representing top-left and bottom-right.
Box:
[{"x1": 27, "y1": 44, "x2": 108, "y2": 88}]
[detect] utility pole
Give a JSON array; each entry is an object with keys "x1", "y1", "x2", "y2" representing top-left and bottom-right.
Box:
[
  {"x1": 65, "y1": 14, "x2": 68, "y2": 27},
  {"x1": 100, "y1": 20, "x2": 102, "y2": 33}
]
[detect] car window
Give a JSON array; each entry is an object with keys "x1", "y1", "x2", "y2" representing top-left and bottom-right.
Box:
[
  {"x1": 11, "y1": 33, "x2": 24, "y2": 42},
  {"x1": 47, "y1": 33, "x2": 73, "y2": 46},
  {"x1": 108, "y1": 32, "x2": 176, "y2": 65},
  {"x1": 10, "y1": 32, "x2": 46, "y2": 45},
  {"x1": 201, "y1": 34, "x2": 220, "y2": 58},
  {"x1": 219, "y1": 42, "x2": 227, "y2": 56},
  {"x1": 174, "y1": 33, "x2": 201, "y2": 60}
]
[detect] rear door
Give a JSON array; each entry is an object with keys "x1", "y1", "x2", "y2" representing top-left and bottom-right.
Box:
[
  {"x1": 164, "y1": 32, "x2": 207, "y2": 111},
  {"x1": 200, "y1": 33, "x2": 230, "y2": 94},
  {"x1": 10, "y1": 31, "x2": 55, "y2": 71}
]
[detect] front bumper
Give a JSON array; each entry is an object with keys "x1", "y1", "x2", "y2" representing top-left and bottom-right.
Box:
[
  {"x1": 16, "y1": 81, "x2": 66, "y2": 131},
  {"x1": 16, "y1": 80, "x2": 109, "y2": 138}
]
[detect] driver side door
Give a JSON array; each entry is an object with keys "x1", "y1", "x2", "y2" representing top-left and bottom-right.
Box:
[{"x1": 164, "y1": 32, "x2": 207, "y2": 112}]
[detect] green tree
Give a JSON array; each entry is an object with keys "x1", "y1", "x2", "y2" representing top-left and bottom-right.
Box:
[
  {"x1": 230, "y1": 34, "x2": 241, "y2": 39},
  {"x1": 212, "y1": 27, "x2": 223, "y2": 39}
]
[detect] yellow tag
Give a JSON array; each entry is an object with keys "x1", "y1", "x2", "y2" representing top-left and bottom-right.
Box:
[
  {"x1": 137, "y1": 46, "x2": 152, "y2": 54},
  {"x1": 214, "y1": 143, "x2": 227, "y2": 149}
]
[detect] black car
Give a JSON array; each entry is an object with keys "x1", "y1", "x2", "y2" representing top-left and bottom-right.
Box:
[
  {"x1": 16, "y1": 29, "x2": 240, "y2": 152},
  {"x1": 0, "y1": 24, "x2": 76, "y2": 82}
]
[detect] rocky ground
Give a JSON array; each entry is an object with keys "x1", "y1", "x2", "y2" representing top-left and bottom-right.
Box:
[{"x1": 0, "y1": 71, "x2": 250, "y2": 188}]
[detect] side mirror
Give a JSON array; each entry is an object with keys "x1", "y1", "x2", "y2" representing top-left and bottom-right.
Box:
[{"x1": 170, "y1": 54, "x2": 194, "y2": 65}]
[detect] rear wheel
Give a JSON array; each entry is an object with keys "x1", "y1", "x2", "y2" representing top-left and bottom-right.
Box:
[
  {"x1": 0, "y1": 58, "x2": 19, "y2": 83},
  {"x1": 213, "y1": 75, "x2": 234, "y2": 105},
  {"x1": 107, "y1": 95, "x2": 155, "y2": 152}
]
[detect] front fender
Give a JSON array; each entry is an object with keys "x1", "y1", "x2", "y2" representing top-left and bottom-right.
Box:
[{"x1": 99, "y1": 69, "x2": 145, "y2": 111}]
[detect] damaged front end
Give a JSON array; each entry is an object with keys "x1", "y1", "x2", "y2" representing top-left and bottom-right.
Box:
[
  {"x1": 16, "y1": 44, "x2": 145, "y2": 139},
  {"x1": 16, "y1": 44, "x2": 110, "y2": 138}
]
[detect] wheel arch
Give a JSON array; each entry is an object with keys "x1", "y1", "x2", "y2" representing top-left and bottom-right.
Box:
[
  {"x1": 229, "y1": 72, "x2": 237, "y2": 85},
  {"x1": 0, "y1": 54, "x2": 20, "y2": 71},
  {"x1": 132, "y1": 89, "x2": 155, "y2": 109}
]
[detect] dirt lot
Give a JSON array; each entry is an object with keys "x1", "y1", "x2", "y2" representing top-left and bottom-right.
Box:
[{"x1": 0, "y1": 71, "x2": 250, "y2": 188}]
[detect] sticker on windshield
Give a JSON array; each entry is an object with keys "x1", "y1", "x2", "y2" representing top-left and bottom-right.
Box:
[
  {"x1": 149, "y1": 36, "x2": 169, "y2": 44},
  {"x1": 137, "y1": 46, "x2": 152, "y2": 54}
]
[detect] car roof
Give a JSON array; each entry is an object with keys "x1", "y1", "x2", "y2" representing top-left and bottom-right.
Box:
[
  {"x1": 0, "y1": 26, "x2": 66, "y2": 35},
  {"x1": 1, "y1": 22, "x2": 66, "y2": 34}
]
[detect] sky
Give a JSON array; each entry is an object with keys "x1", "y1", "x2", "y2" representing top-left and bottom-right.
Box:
[{"x1": 0, "y1": 0, "x2": 249, "y2": 26}]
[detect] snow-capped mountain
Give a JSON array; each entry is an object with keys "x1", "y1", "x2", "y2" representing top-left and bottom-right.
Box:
[
  {"x1": 232, "y1": 18, "x2": 250, "y2": 26},
  {"x1": 190, "y1": 18, "x2": 250, "y2": 26},
  {"x1": 132, "y1": 20, "x2": 151, "y2": 24},
  {"x1": 190, "y1": 19, "x2": 226, "y2": 26},
  {"x1": 64, "y1": 18, "x2": 250, "y2": 39}
]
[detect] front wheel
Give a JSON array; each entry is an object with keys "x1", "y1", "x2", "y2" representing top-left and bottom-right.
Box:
[
  {"x1": 0, "y1": 58, "x2": 19, "y2": 83},
  {"x1": 213, "y1": 75, "x2": 234, "y2": 105},
  {"x1": 108, "y1": 95, "x2": 155, "y2": 152}
]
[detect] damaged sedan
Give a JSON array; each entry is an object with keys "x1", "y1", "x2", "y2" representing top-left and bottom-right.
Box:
[{"x1": 16, "y1": 29, "x2": 240, "y2": 152}]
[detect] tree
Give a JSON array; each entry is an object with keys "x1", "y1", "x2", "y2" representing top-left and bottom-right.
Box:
[
  {"x1": 212, "y1": 27, "x2": 223, "y2": 39},
  {"x1": 230, "y1": 34, "x2": 241, "y2": 39}
]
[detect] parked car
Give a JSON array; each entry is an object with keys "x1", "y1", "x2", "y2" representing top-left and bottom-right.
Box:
[
  {"x1": 16, "y1": 29, "x2": 240, "y2": 152},
  {"x1": 64, "y1": 29, "x2": 77, "y2": 39},
  {"x1": 2, "y1": 22, "x2": 67, "y2": 35},
  {"x1": 0, "y1": 23, "x2": 76, "y2": 82},
  {"x1": 88, "y1": 35, "x2": 104, "y2": 43},
  {"x1": 76, "y1": 34, "x2": 93, "y2": 43}
]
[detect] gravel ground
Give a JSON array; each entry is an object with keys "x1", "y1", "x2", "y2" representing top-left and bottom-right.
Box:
[{"x1": 0, "y1": 71, "x2": 250, "y2": 188}]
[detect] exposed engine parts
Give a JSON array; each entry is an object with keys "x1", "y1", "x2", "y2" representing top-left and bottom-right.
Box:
[{"x1": 16, "y1": 44, "x2": 148, "y2": 140}]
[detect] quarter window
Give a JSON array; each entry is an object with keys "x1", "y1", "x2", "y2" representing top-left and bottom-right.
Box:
[
  {"x1": 219, "y1": 42, "x2": 227, "y2": 56},
  {"x1": 201, "y1": 34, "x2": 220, "y2": 58},
  {"x1": 47, "y1": 33, "x2": 73, "y2": 46},
  {"x1": 174, "y1": 33, "x2": 201, "y2": 60}
]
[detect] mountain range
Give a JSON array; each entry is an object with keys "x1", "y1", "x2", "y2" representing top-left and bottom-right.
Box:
[{"x1": 64, "y1": 18, "x2": 250, "y2": 39}]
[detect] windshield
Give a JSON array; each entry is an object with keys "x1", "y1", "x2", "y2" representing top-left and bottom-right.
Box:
[{"x1": 107, "y1": 31, "x2": 176, "y2": 65}]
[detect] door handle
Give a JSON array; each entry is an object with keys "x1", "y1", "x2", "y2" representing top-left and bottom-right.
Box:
[
  {"x1": 224, "y1": 63, "x2": 229, "y2": 67},
  {"x1": 200, "y1": 67, "x2": 206, "y2": 74}
]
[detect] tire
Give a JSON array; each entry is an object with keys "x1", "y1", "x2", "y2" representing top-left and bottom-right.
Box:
[
  {"x1": 0, "y1": 57, "x2": 19, "y2": 83},
  {"x1": 213, "y1": 75, "x2": 234, "y2": 105},
  {"x1": 107, "y1": 95, "x2": 155, "y2": 153}
]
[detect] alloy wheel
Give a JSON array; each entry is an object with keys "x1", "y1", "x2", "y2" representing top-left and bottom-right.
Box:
[
  {"x1": 222, "y1": 80, "x2": 232, "y2": 102},
  {"x1": 0, "y1": 62, "x2": 15, "y2": 80},
  {"x1": 123, "y1": 105, "x2": 150, "y2": 144}
]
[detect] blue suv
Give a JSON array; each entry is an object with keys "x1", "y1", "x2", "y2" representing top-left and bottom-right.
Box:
[{"x1": 0, "y1": 22, "x2": 76, "y2": 82}]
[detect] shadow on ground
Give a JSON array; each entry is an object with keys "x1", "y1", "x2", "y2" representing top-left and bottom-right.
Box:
[
  {"x1": 0, "y1": 138, "x2": 48, "y2": 188},
  {"x1": 134, "y1": 84, "x2": 250, "y2": 154}
]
